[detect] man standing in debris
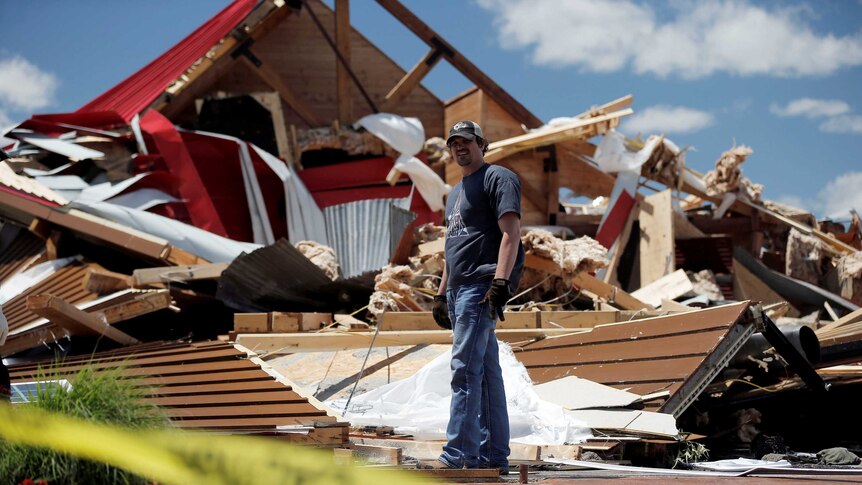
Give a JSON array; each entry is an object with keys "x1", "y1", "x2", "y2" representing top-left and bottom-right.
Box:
[{"x1": 430, "y1": 120, "x2": 525, "y2": 473}]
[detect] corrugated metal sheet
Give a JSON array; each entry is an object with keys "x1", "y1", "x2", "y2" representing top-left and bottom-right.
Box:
[
  {"x1": 324, "y1": 198, "x2": 416, "y2": 278},
  {"x1": 515, "y1": 301, "x2": 755, "y2": 418},
  {"x1": 76, "y1": 0, "x2": 257, "y2": 121},
  {"x1": 8, "y1": 340, "x2": 347, "y2": 443},
  {"x1": 216, "y1": 239, "x2": 372, "y2": 312}
]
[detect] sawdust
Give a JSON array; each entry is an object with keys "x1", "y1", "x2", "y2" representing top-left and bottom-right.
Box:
[{"x1": 295, "y1": 240, "x2": 340, "y2": 280}]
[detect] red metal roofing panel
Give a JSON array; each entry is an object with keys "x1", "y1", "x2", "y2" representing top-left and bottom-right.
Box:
[{"x1": 76, "y1": 0, "x2": 257, "y2": 122}]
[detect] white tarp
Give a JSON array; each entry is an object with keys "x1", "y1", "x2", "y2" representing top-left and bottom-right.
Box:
[
  {"x1": 70, "y1": 200, "x2": 260, "y2": 263},
  {"x1": 0, "y1": 256, "x2": 78, "y2": 305},
  {"x1": 327, "y1": 342, "x2": 592, "y2": 445},
  {"x1": 356, "y1": 113, "x2": 450, "y2": 212},
  {"x1": 594, "y1": 129, "x2": 661, "y2": 174}
]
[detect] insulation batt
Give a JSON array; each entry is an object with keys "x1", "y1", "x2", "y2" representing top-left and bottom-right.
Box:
[
  {"x1": 522, "y1": 229, "x2": 609, "y2": 280},
  {"x1": 689, "y1": 269, "x2": 725, "y2": 301},
  {"x1": 704, "y1": 145, "x2": 762, "y2": 201},
  {"x1": 785, "y1": 228, "x2": 823, "y2": 286},
  {"x1": 295, "y1": 240, "x2": 340, "y2": 280},
  {"x1": 838, "y1": 251, "x2": 862, "y2": 305}
]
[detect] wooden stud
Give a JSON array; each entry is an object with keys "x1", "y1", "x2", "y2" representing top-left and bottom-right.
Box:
[
  {"x1": 97, "y1": 290, "x2": 173, "y2": 324},
  {"x1": 240, "y1": 51, "x2": 323, "y2": 127},
  {"x1": 83, "y1": 269, "x2": 134, "y2": 294},
  {"x1": 380, "y1": 47, "x2": 443, "y2": 112},
  {"x1": 132, "y1": 263, "x2": 228, "y2": 286},
  {"x1": 334, "y1": 0, "x2": 352, "y2": 124},
  {"x1": 375, "y1": 0, "x2": 543, "y2": 128},
  {"x1": 26, "y1": 294, "x2": 140, "y2": 345}
]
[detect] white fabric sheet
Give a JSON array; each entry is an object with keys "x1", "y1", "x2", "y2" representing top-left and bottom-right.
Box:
[{"x1": 327, "y1": 342, "x2": 592, "y2": 445}]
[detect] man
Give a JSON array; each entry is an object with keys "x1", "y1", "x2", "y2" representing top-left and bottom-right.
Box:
[{"x1": 429, "y1": 120, "x2": 525, "y2": 473}]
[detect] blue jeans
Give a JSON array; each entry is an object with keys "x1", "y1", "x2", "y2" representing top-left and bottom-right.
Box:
[{"x1": 439, "y1": 283, "x2": 510, "y2": 469}]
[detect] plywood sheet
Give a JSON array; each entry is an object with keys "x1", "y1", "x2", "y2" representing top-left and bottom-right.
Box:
[{"x1": 639, "y1": 189, "x2": 675, "y2": 287}]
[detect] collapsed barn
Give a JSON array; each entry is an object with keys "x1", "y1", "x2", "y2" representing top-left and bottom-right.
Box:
[{"x1": 2, "y1": 0, "x2": 862, "y2": 480}]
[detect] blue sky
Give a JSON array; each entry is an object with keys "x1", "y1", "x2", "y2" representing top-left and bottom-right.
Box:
[{"x1": 1, "y1": 0, "x2": 860, "y2": 220}]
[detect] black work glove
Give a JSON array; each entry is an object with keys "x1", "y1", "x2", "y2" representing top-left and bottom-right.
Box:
[
  {"x1": 432, "y1": 295, "x2": 452, "y2": 330},
  {"x1": 482, "y1": 278, "x2": 510, "y2": 321}
]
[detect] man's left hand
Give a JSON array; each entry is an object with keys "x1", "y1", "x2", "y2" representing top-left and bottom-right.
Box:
[{"x1": 482, "y1": 278, "x2": 510, "y2": 321}]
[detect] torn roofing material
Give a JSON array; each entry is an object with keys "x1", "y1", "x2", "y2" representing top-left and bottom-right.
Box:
[
  {"x1": 216, "y1": 239, "x2": 372, "y2": 313},
  {"x1": 8, "y1": 340, "x2": 347, "y2": 443},
  {"x1": 515, "y1": 301, "x2": 755, "y2": 418}
]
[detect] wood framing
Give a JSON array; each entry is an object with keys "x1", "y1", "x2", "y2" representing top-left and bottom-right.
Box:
[
  {"x1": 132, "y1": 263, "x2": 228, "y2": 286},
  {"x1": 239, "y1": 50, "x2": 324, "y2": 127},
  {"x1": 374, "y1": 0, "x2": 542, "y2": 128},
  {"x1": 234, "y1": 327, "x2": 587, "y2": 354},
  {"x1": 380, "y1": 47, "x2": 443, "y2": 112},
  {"x1": 639, "y1": 189, "x2": 675, "y2": 287},
  {"x1": 334, "y1": 0, "x2": 353, "y2": 124},
  {"x1": 26, "y1": 294, "x2": 140, "y2": 345}
]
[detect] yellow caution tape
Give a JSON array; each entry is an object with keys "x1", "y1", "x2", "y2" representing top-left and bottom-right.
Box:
[{"x1": 0, "y1": 404, "x2": 430, "y2": 485}]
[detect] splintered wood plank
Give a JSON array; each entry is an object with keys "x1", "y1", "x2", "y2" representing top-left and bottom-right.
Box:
[
  {"x1": 98, "y1": 290, "x2": 172, "y2": 324},
  {"x1": 639, "y1": 189, "x2": 675, "y2": 287},
  {"x1": 83, "y1": 268, "x2": 133, "y2": 294},
  {"x1": 631, "y1": 269, "x2": 694, "y2": 309},
  {"x1": 26, "y1": 294, "x2": 139, "y2": 345},
  {"x1": 132, "y1": 263, "x2": 227, "y2": 286}
]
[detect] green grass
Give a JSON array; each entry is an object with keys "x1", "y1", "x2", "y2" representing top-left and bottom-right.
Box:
[{"x1": 0, "y1": 361, "x2": 171, "y2": 484}]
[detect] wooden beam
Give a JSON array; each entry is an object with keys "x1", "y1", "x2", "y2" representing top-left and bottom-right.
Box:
[
  {"x1": 380, "y1": 47, "x2": 443, "y2": 112},
  {"x1": 523, "y1": 254, "x2": 653, "y2": 311},
  {"x1": 335, "y1": 0, "x2": 352, "y2": 124},
  {"x1": 639, "y1": 189, "x2": 675, "y2": 287},
  {"x1": 132, "y1": 263, "x2": 228, "y2": 286},
  {"x1": 26, "y1": 294, "x2": 140, "y2": 345},
  {"x1": 239, "y1": 50, "x2": 323, "y2": 127},
  {"x1": 572, "y1": 273, "x2": 654, "y2": 311},
  {"x1": 485, "y1": 108, "x2": 632, "y2": 163},
  {"x1": 152, "y1": 1, "x2": 294, "y2": 115},
  {"x1": 250, "y1": 91, "x2": 292, "y2": 162},
  {"x1": 235, "y1": 327, "x2": 588, "y2": 354},
  {"x1": 97, "y1": 290, "x2": 173, "y2": 325},
  {"x1": 816, "y1": 307, "x2": 862, "y2": 337},
  {"x1": 83, "y1": 268, "x2": 133, "y2": 294},
  {"x1": 375, "y1": 0, "x2": 543, "y2": 128}
]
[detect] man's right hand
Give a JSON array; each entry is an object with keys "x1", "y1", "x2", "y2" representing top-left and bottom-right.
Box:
[{"x1": 432, "y1": 295, "x2": 452, "y2": 330}]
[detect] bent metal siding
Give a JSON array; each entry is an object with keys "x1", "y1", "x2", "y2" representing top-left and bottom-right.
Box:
[
  {"x1": 515, "y1": 301, "x2": 754, "y2": 418},
  {"x1": 9, "y1": 340, "x2": 347, "y2": 446}
]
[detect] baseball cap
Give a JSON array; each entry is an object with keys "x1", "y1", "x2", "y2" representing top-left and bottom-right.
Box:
[{"x1": 446, "y1": 120, "x2": 484, "y2": 145}]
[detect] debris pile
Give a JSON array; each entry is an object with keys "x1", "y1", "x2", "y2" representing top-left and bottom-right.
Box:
[{"x1": 1, "y1": 0, "x2": 860, "y2": 481}]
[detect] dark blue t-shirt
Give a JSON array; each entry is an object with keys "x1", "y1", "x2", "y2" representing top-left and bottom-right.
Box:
[{"x1": 444, "y1": 163, "x2": 525, "y2": 292}]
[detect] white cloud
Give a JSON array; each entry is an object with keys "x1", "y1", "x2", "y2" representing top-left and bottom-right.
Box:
[
  {"x1": 0, "y1": 55, "x2": 58, "y2": 111},
  {"x1": 622, "y1": 105, "x2": 714, "y2": 134},
  {"x1": 818, "y1": 115, "x2": 862, "y2": 135},
  {"x1": 777, "y1": 171, "x2": 862, "y2": 220},
  {"x1": 817, "y1": 171, "x2": 862, "y2": 219},
  {"x1": 770, "y1": 98, "x2": 850, "y2": 118},
  {"x1": 476, "y1": 0, "x2": 862, "y2": 78}
]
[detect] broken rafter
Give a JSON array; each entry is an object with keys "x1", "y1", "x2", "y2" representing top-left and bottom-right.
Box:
[
  {"x1": 26, "y1": 294, "x2": 140, "y2": 345},
  {"x1": 485, "y1": 108, "x2": 633, "y2": 163},
  {"x1": 375, "y1": 0, "x2": 542, "y2": 128},
  {"x1": 380, "y1": 47, "x2": 443, "y2": 112},
  {"x1": 236, "y1": 46, "x2": 324, "y2": 127}
]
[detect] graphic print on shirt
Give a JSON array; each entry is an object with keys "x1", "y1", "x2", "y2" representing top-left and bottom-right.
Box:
[{"x1": 447, "y1": 190, "x2": 469, "y2": 239}]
